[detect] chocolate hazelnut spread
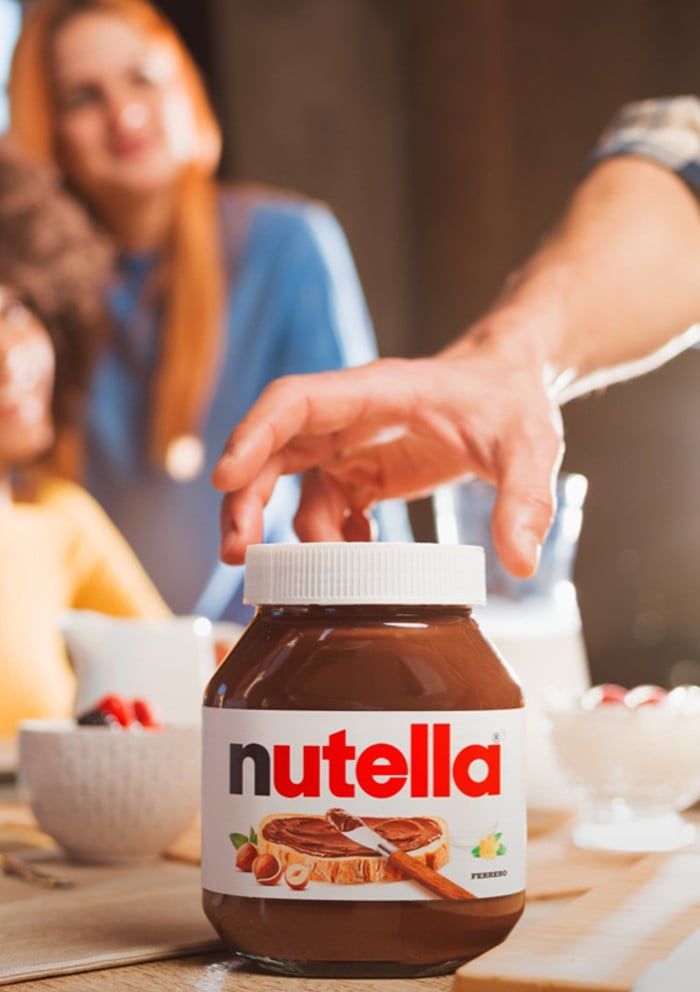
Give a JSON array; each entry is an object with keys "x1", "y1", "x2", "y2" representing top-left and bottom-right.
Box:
[
  {"x1": 326, "y1": 808, "x2": 363, "y2": 833},
  {"x1": 263, "y1": 814, "x2": 442, "y2": 858},
  {"x1": 202, "y1": 543, "x2": 525, "y2": 978}
]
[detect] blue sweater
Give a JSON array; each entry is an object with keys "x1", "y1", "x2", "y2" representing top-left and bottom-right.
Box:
[{"x1": 85, "y1": 188, "x2": 412, "y2": 622}]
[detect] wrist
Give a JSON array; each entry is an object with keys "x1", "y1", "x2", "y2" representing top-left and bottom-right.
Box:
[{"x1": 443, "y1": 261, "x2": 587, "y2": 398}]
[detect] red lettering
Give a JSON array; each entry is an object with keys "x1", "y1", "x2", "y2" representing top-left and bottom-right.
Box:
[
  {"x1": 433, "y1": 724, "x2": 451, "y2": 797},
  {"x1": 356, "y1": 743, "x2": 408, "y2": 798},
  {"x1": 321, "y1": 730, "x2": 355, "y2": 798},
  {"x1": 272, "y1": 744, "x2": 320, "y2": 797},
  {"x1": 452, "y1": 744, "x2": 501, "y2": 797},
  {"x1": 262, "y1": 724, "x2": 504, "y2": 800},
  {"x1": 410, "y1": 723, "x2": 428, "y2": 797}
]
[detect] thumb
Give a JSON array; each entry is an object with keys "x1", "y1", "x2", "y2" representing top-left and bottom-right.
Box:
[{"x1": 491, "y1": 422, "x2": 563, "y2": 578}]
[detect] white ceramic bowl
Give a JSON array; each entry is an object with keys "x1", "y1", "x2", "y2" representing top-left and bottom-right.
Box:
[{"x1": 19, "y1": 721, "x2": 200, "y2": 863}]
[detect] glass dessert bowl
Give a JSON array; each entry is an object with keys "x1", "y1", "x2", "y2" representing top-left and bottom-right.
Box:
[{"x1": 547, "y1": 684, "x2": 700, "y2": 852}]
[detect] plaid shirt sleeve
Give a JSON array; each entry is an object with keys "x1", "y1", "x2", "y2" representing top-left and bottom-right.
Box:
[{"x1": 589, "y1": 95, "x2": 700, "y2": 196}]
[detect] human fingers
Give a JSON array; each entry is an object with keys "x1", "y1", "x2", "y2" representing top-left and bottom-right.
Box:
[
  {"x1": 491, "y1": 409, "x2": 564, "y2": 578},
  {"x1": 293, "y1": 470, "x2": 349, "y2": 542},
  {"x1": 218, "y1": 428, "x2": 374, "y2": 559},
  {"x1": 212, "y1": 360, "x2": 416, "y2": 493},
  {"x1": 342, "y1": 508, "x2": 374, "y2": 543},
  {"x1": 323, "y1": 409, "x2": 486, "y2": 507},
  {"x1": 219, "y1": 454, "x2": 288, "y2": 563},
  {"x1": 293, "y1": 470, "x2": 372, "y2": 543}
]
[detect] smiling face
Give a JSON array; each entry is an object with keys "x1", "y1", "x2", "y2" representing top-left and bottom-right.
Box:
[
  {"x1": 0, "y1": 286, "x2": 55, "y2": 471},
  {"x1": 50, "y1": 11, "x2": 197, "y2": 206}
]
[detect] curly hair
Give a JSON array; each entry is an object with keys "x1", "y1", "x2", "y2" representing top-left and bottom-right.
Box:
[{"x1": 0, "y1": 139, "x2": 112, "y2": 455}]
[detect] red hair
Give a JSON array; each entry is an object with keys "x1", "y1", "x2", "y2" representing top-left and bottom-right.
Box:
[{"x1": 9, "y1": 0, "x2": 224, "y2": 465}]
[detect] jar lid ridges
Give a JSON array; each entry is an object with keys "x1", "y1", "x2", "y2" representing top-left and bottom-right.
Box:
[{"x1": 243, "y1": 543, "x2": 485, "y2": 606}]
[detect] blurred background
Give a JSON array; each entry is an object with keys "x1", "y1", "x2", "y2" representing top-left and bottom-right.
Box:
[{"x1": 2, "y1": 0, "x2": 699, "y2": 687}]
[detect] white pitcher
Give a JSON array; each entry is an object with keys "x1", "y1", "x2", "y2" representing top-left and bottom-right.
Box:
[{"x1": 60, "y1": 611, "x2": 240, "y2": 725}]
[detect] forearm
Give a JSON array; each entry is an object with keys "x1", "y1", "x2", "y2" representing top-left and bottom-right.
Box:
[{"x1": 451, "y1": 157, "x2": 700, "y2": 399}]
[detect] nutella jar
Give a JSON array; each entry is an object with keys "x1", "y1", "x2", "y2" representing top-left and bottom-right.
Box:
[{"x1": 202, "y1": 543, "x2": 525, "y2": 978}]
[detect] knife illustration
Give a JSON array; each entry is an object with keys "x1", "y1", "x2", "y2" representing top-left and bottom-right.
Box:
[{"x1": 326, "y1": 808, "x2": 475, "y2": 901}]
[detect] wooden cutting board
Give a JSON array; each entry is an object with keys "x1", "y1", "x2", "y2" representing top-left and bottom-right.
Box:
[
  {"x1": 454, "y1": 851, "x2": 700, "y2": 991},
  {"x1": 0, "y1": 851, "x2": 220, "y2": 985}
]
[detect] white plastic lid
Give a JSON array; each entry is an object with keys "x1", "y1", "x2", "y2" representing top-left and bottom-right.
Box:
[{"x1": 243, "y1": 543, "x2": 486, "y2": 606}]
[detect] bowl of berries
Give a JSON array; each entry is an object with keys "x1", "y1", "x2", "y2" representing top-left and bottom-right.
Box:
[
  {"x1": 547, "y1": 684, "x2": 700, "y2": 852},
  {"x1": 18, "y1": 695, "x2": 200, "y2": 864}
]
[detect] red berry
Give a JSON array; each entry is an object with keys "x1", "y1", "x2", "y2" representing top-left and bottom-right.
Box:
[
  {"x1": 132, "y1": 698, "x2": 162, "y2": 729},
  {"x1": 625, "y1": 685, "x2": 666, "y2": 708},
  {"x1": 583, "y1": 683, "x2": 627, "y2": 709},
  {"x1": 95, "y1": 694, "x2": 133, "y2": 727}
]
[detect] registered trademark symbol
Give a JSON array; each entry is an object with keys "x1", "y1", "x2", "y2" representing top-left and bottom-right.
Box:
[{"x1": 492, "y1": 731, "x2": 503, "y2": 743}]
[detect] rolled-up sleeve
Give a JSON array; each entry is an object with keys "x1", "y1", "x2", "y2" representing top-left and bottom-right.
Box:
[{"x1": 589, "y1": 96, "x2": 700, "y2": 196}]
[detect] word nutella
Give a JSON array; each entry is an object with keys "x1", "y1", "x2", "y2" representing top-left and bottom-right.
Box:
[
  {"x1": 229, "y1": 724, "x2": 501, "y2": 799},
  {"x1": 202, "y1": 543, "x2": 526, "y2": 980}
]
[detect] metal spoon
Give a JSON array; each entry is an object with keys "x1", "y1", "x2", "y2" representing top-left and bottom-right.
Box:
[{"x1": 0, "y1": 851, "x2": 73, "y2": 889}]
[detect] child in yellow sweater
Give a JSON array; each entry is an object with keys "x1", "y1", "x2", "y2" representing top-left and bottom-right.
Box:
[{"x1": 0, "y1": 142, "x2": 167, "y2": 737}]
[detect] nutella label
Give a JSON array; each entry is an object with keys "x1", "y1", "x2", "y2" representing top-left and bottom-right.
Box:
[{"x1": 202, "y1": 708, "x2": 525, "y2": 901}]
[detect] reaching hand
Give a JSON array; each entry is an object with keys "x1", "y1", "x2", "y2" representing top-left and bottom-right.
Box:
[{"x1": 212, "y1": 327, "x2": 564, "y2": 577}]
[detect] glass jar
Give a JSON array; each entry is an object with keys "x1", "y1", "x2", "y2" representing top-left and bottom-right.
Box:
[{"x1": 202, "y1": 543, "x2": 525, "y2": 978}]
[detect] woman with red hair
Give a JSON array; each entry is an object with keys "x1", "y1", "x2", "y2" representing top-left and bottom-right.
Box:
[{"x1": 9, "y1": 0, "x2": 410, "y2": 621}]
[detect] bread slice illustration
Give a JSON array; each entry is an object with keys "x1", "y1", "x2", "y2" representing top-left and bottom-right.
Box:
[{"x1": 257, "y1": 813, "x2": 449, "y2": 884}]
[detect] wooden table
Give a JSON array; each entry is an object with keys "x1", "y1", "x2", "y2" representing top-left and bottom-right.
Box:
[
  {"x1": 1, "y1": 954, "x2": 453, "y2": 991},
  {"x1": 0, "y1": 785, "x2": 617, "y2": 990},
  {"x1": 0, "y1": 900, "x2": 570, "y2": 992}
]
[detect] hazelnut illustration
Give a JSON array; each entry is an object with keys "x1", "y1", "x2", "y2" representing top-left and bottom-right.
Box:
[
  {"x1": 284, "y1": 864, "x2": 310, "y2": 891},
  {"x1": 235, "y1": 842, "x2": 259, "y2": 872},
  {"x1": 253, "y1": 853, "x2": 283, "y2": 885}
]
